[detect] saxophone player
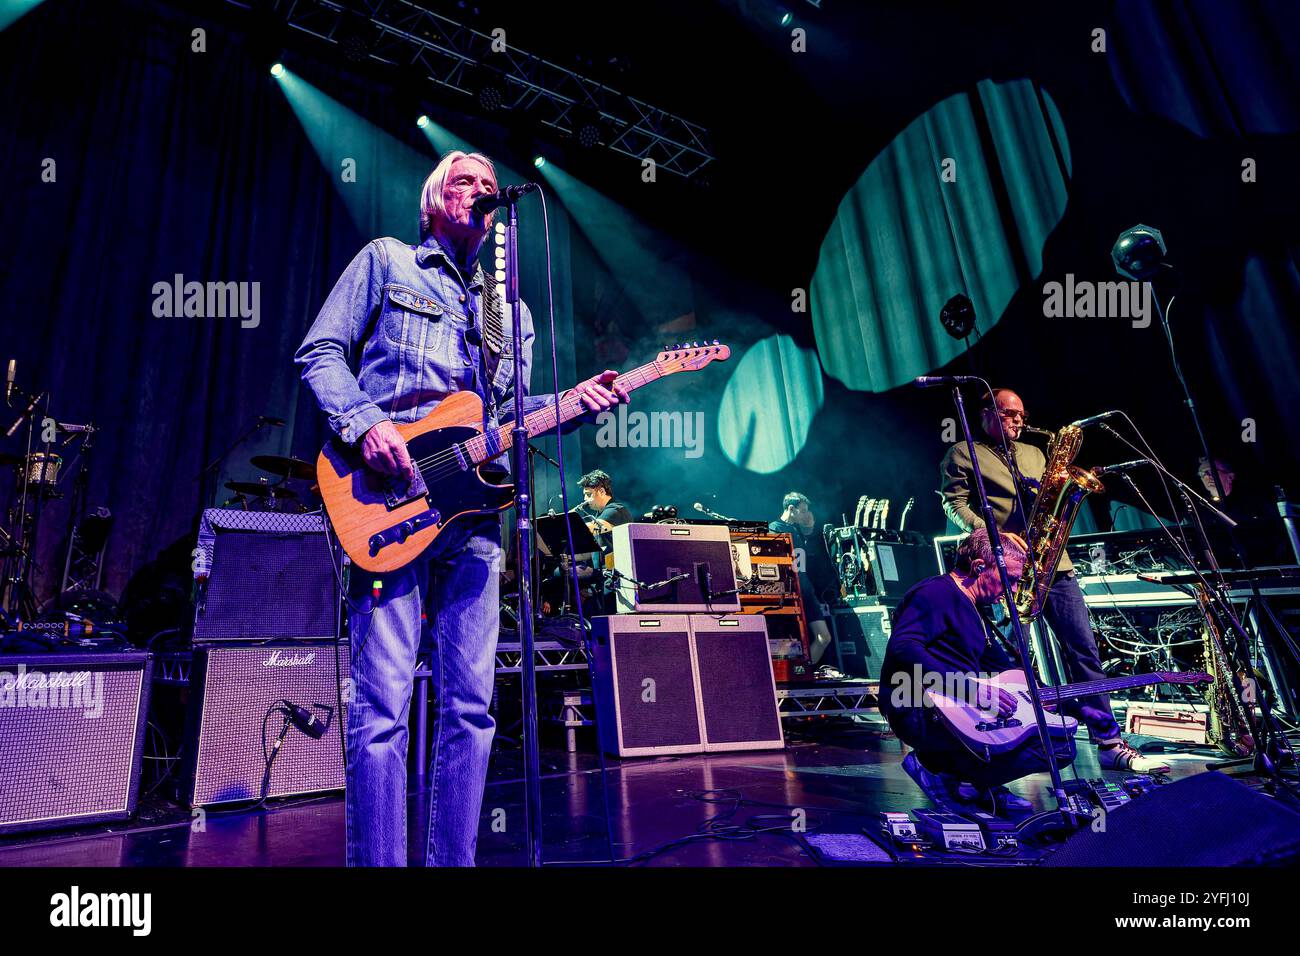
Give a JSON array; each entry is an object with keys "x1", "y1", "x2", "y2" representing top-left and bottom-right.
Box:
[{"x1": 938, "y1": 388, "x2": 1168, "y2": 773}]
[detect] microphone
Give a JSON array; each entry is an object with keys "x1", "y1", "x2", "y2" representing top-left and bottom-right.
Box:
[
  {"x1": 5, "y1": 359, "x2": 13, "y2": 402},
  {"x1": 5, "y1": 391, "x2": 44, "y2": 439},
  {"x1": 56, "y1": 422, "x2": 97, "y2": 434},
  {"x1": 1094, "y1": 459, "x2": 1149, "y2": 477},
  {"x1": 471, "y1": 183, "x2": 538, "y2": 215},
  {"x1": 912, "y1": 375, "x2": 983, "y2": 388},
  {"x1": 1071, "y1": 410, "x2": 1122, "y2": 429},
  {"x1": 285, "y1": 702, "x2": 332, "y2": 740},
  {"x1": 694, "y1": 502, "x2": 735, "y2": 521}
]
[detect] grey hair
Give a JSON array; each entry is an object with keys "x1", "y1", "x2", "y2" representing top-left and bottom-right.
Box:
[
  {"x1": 955, "y1": 527, "x2": 1026, "y2": 572},
  {"x1": 419, "y1": 150, "x2": 497, "y2": 236}
]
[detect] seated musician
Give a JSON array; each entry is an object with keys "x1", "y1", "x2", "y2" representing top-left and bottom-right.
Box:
[
  {"x1": 878, "y1": 529, "x2": 1075, "y2": 816},
  {"x1": 562, "y1": 470, "x2": 632, "y2": 612}
]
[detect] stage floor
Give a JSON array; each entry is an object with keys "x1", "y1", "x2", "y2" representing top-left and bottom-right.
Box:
[{"x1": 0, "y1": 721, "x2": 1220, "y2": 867}]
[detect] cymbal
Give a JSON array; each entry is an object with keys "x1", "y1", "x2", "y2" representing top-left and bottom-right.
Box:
[
  {"x1": 224, "y1": 480, "x2": 299, "y2": 500},
  {"x1": 250, "y1": 454, "x2": 317, "y2": 481}
]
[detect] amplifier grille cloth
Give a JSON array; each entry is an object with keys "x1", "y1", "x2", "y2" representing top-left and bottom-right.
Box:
[
  {"x1": 192, "y1": 646, "x2": 348, "y2": 806},
  {"x1": 0, "y1": 663, "x2": 144, "y2": 827}
]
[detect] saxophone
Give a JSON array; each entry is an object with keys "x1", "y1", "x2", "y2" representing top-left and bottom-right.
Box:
[
  {"x1": 1011, "y1": 424, "x2": 1105, "y2": 621},
  {"x1": 1194, "y1": 583, "x2": 1255, "y2": 757}
]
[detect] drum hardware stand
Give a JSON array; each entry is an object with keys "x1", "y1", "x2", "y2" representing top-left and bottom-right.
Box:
[
  {"x1": 2, "y1": 376, "x2": 52, "y2": 621},
  {"x1": 57, "y1": 422, "x2": 108, "y2": 595}
]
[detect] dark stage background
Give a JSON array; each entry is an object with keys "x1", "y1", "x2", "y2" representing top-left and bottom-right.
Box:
[{"x1": 2, "y1": 0, "x2": 1298, "y2": 607}]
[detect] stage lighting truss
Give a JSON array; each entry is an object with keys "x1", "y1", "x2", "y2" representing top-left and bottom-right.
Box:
[{"x1": 240, "y1": 0, "x2": 715, "y2": 179}]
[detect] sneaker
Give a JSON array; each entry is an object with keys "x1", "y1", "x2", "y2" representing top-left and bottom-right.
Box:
[
  {"x1": 981, "y1": 786, "x2": 1034, "y2": 816},
  {"x1": 954, "y1": 781, "x2": 1033, "y2": 816},
  {"x1": 901, "y1": 752, "x2": 963, "y2": 808},
  {"x1": 1098, "y1": 740, "x2": 1170, "y2": 774}
]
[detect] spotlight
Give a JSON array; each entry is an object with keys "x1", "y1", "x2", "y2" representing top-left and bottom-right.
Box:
[
  {"x1": 270, "y1": 62, "x2": 285, "y2": 78},
  {"x1": 780, "y1": 11, "x2": 793, "y2": 27},
  {"x1": 336, "y1": 10, "x2": 377, "y2": 63},
  {"x1": 939, "y1": 293, "x2": 977, "y2": 340},
  {"x1": 417, "y1": 114, "x2": 430, "y2": 129},
  {"x1": 572, "y1": 105, "x2": 605, "y2": 149},
  {"x1": 1111, "y1": 224, "x2": 1167, "y2": 280},
  {"x1": 533, "y1": 155, "x2": 547, "y2": 169},
  {"x1": 468, "y1": 66, "x2": 507, "y2": 112}
]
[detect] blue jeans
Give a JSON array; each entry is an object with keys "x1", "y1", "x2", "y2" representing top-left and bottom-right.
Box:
[
  {"x1": 1040, "y1": 571, "x2": 1121, "y2": 742},
  {"x1": 345, "y1": 516, "x2": 501, "y2": 867}
]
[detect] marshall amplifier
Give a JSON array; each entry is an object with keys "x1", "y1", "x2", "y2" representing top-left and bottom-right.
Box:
[
  {"x1": 192, "y1": 509, "x2": 339, "y2": 643},
  {"x1": 0, "y1": 652, "x2": 152, "y2": 834},
  {"x1": 611, "y1": 523, "x2": 740, "y2": 614},
  {"x1": 182, "y1": 643, "x2": 348, "y2": 807}
]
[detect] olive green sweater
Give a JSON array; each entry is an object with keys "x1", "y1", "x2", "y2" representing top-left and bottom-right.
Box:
[{"x1": 938, "y1": 439, "x2": 1074, "y2": 572}]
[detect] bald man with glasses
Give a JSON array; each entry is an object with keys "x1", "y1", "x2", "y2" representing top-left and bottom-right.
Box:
[{"x1": 938, "y1": 388, "x2": 1168, "y2": 774}]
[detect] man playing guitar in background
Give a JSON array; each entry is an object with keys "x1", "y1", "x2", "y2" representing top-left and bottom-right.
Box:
[
  {"x1": 879, "y1": 530, "x2": 1076, "y2": 815},
  {"x1": 939, "y1": 388, "x2": 1167, "y2": 774}
]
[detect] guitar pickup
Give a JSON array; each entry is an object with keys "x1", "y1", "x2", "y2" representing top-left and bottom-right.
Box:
[
  {"x1": 383, "y1": 469, "x2": 429, "y2": 509},
  {"x1": 368, "y1": 509, "x2": 441, "y2": 556}
]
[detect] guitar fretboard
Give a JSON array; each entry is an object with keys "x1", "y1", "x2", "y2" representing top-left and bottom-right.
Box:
[
  {"x1": 460, "y1": 360, "x2": 664, "y2": 465},
  {"x1": 1037, "y1": 672, "x2": 1206, "y2": 703}
]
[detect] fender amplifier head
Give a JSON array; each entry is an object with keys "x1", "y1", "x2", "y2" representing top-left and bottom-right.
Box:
[{"x1": 611, "y1": 523, "x2": 740, "y2": 614}]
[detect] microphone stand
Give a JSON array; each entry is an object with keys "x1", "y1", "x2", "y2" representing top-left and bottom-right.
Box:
[
  {"x1": 503, "y1": 197, "x2": 544, "y2": 867},
  {"x1": 1150, "y1": 288, "x2": 1237, "y2": 545},
  {"x1": 949, "y1": 383, "x2": 1075, "y2": 832},
  {"x1": 197, "y1": 415, "x2": 279, "y2": 510}
]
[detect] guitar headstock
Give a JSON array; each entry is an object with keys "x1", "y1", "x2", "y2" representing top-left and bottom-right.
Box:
[
  {"x1": 655, "y1": 340, "x2": 731, "y2": 375},
  {"x1": 1156, "y1": 671, "x2": 1213, "y2": 686}
]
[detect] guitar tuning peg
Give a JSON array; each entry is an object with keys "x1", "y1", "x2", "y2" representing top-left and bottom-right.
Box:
[{"x1": 712, "y1": 339, "x2": 719, "y2": 345}]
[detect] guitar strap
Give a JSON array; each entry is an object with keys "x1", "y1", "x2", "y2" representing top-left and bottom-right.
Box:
[{"x1": 480, "y1": 271, "x2": 507, "y2": 379}]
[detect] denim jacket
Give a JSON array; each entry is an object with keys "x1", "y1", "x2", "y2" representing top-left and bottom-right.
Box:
[{"x1": 296, "y1": 235, "x2": 553, "y2": 446}]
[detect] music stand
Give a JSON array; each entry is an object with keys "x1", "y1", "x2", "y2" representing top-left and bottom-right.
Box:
[{"x1": 535, "y1": 511, "x2": 601, "y2": 560}]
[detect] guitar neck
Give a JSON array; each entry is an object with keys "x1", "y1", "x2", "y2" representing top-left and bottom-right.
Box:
[
  {"x1": 1038, "y1": 673, "x2": 1194, "y2": 703},
  {"x1": 462, "y1": 361, "x2": 663, "y2": 466}
]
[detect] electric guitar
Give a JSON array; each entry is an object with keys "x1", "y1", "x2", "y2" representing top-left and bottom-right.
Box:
[
  {"x1": 317, "y1": 342, "x2": 731, "y2": 572},
  {"x1": 925, "y1": 668, "x2": 1212, "y2": 761}
]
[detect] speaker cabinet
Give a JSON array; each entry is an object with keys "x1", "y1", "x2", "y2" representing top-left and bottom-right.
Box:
[
  {"x1": 0, "y1": 652, "x2": 152, "y2": 834},
  {"x1": 611, "y1": 523, "x2": 740, "y2": 614},
  {"x1": 690, "y1": 615, "x2": 784, "y2": 751},
  {"x1": 831, "y1": 605, "x2": 892, "y2": 679},
  {"x1": 590, "y1": 615, "x2": 782, "y2": 757},
  {"x1": 591, "y1": 615, "x2": 703, "y2": 756},
  {"x1": 183, "y1": 643, "x2": 348, "y2": 807},
  {"x1": 1043, "y1": 771, "x2": 1300, "y2": 866},
  {"x1": 193, "y1": 509, "x2": 338, "y2": 642}
]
